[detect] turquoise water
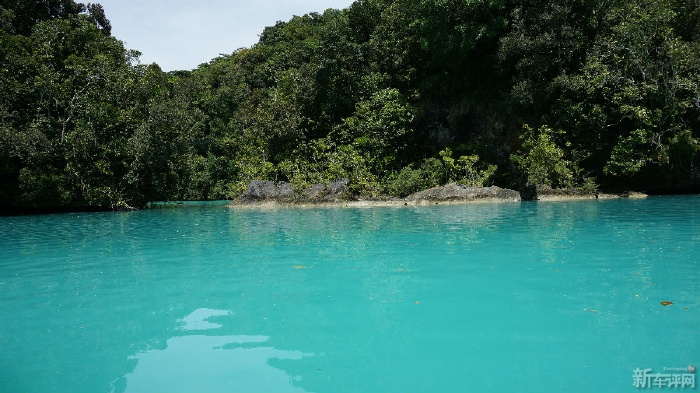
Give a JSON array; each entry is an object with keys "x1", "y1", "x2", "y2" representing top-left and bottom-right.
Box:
[{"x1": 1, "y1": 197, "x2": 698, "y2": 393}]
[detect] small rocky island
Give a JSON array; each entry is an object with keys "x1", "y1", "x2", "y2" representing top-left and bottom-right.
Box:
[{"x1": 229, "y1": 179, "x2": 646, "y2": 207}]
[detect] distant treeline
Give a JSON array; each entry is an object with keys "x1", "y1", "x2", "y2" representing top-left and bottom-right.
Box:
[{"x1": 2, "y1": 0, "x2": 699, "y2": 212}]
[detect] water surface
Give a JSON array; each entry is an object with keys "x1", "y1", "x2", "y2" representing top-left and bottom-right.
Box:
[{"x1": 1, "y1": 197, "x2": 698, "y2": 392}]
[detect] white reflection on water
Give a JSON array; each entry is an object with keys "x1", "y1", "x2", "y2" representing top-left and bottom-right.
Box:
[
  {"x1": 179, "y1": 308, "x2": 231, "y2": 330},
  {"x1": 117, "y1": 309, "x2": 312, "y2": 393}
]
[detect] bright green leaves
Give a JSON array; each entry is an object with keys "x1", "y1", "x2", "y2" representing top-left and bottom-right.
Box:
[
  {"x1": 530, "y1": 0, "x2": 700, "y2": 184},
  {"x1": 606, "y1": 127, "x2": 700, "y2": 180},
  {"x1": 386, "y1": 158, "x2": 444, "y2": 197},
  {"x1": 605, "y1": 128, "x2": 656, "y2": 176},
  {"x1": 439, "y1": 148, "x2": 496, "y2": 187},
  {"x1": 277, "y1": 138, "x2": 379, "y2": 196},
  {"x1": 331, "y1": 88, "x2": 415, "y2": 175},
  {"x1": 511, "y1": 125, "x2": 575, "y2": 188}
]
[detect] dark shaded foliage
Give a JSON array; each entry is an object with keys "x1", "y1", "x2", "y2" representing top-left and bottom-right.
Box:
[{"x1": 2, "y1": 0, "x2": 699, "y2": 213}]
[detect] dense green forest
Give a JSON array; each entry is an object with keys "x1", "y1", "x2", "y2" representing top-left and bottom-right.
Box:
[{"x1": 2, "y1": 0, "x2": 700, "y2": 212}]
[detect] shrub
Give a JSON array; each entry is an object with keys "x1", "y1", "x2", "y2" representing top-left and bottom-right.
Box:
[
  {"x1": 511, "y1": 125, "x2": 574, "y2": 188},
  {"x1": 385, "y1": 157, "x2": 446, "y2": 197},
  {"x1": 439, "y1": 148, "x2": 497, "y2": 187}
]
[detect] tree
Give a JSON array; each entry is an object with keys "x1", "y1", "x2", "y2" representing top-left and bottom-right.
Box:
[
  {"x1": 85, "y1": 3, "x2": 111, "y2": 35},
  {"x1": 127, "y1": 68, "x2": 205, "y2": 205},
  {"x1": 498, "y1": 0, "x2": 602, "y2": 118},
  {"x1": 551, "y1": 0, "x2": 700, "y2": 183},
  {"x1": 1, "y1": 10, "x2": 140, "y2": 210},
  {"x1": 0, "y1": 0, "x2": 85, "y2": 36},
  {"x1": 511, "y1": 125, "x2": 574, "y2": 188},
  {"x1": 331, "y1": 88, "x2": 416, "y2": 176},
  {"x1": 440, "y1": 147, "x2": 497, "y2": 187}
]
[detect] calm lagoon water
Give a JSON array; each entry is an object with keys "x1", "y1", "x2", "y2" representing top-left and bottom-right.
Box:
[{"x1": 1, "y1": 196, "x2": 698, "y2": 393}]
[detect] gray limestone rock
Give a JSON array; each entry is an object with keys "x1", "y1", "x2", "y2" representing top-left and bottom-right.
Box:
[{"x1": 405, "y1": 183, "x2": 521, "y2": 202}]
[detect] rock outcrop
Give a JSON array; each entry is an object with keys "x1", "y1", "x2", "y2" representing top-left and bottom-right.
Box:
[
  {"x1": 234, "y1": 179, "x2": 650, "y2": 207},
  {"x1": 237, "y1": 179, "x2": 350, "y2": 204},
  {"x1": 235, "y1": 180, "x2": 651, "y2": 207},
  {"x1": 234, "y1": 180, "x2": 522, "y2": 206},
  {"x1": 240, "y1": 180, "x2": 294, "y2": 201},
  {"x1": 405, "y1": 183, "x2": 521, "y2": 202},
  {"x1": 524, "y1": 185, "x2": 648, "y2": 201}
]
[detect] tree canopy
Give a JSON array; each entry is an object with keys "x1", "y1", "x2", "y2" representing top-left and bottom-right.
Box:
[{"x1": 1, "y1": 0, "x2": 699, "y2": 212}]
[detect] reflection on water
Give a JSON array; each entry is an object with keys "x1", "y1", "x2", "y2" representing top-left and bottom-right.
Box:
[
  {"x1": 179, "y1": 308, "x2": 231, "y2": 330},
  {"x1": 115, "y1": 309, "x2": 312, "y2": 393}
]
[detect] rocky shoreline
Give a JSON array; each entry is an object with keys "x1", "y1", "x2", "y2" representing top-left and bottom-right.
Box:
[
  {"x1": 228, "y1": 180, "x2": 648, "y2": 208},
  {"x1": 527, "y1": 185, "x2": 649, "y2": 201}
]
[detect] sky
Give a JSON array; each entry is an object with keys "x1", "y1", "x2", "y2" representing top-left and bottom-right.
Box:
[{"x1": 97, "y1": 0, "x2": 357, "y2": 71}]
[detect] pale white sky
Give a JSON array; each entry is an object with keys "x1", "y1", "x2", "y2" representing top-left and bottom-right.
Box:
[{"x1": 97, "y1": 1, "x2": 356, "y2": 71}]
